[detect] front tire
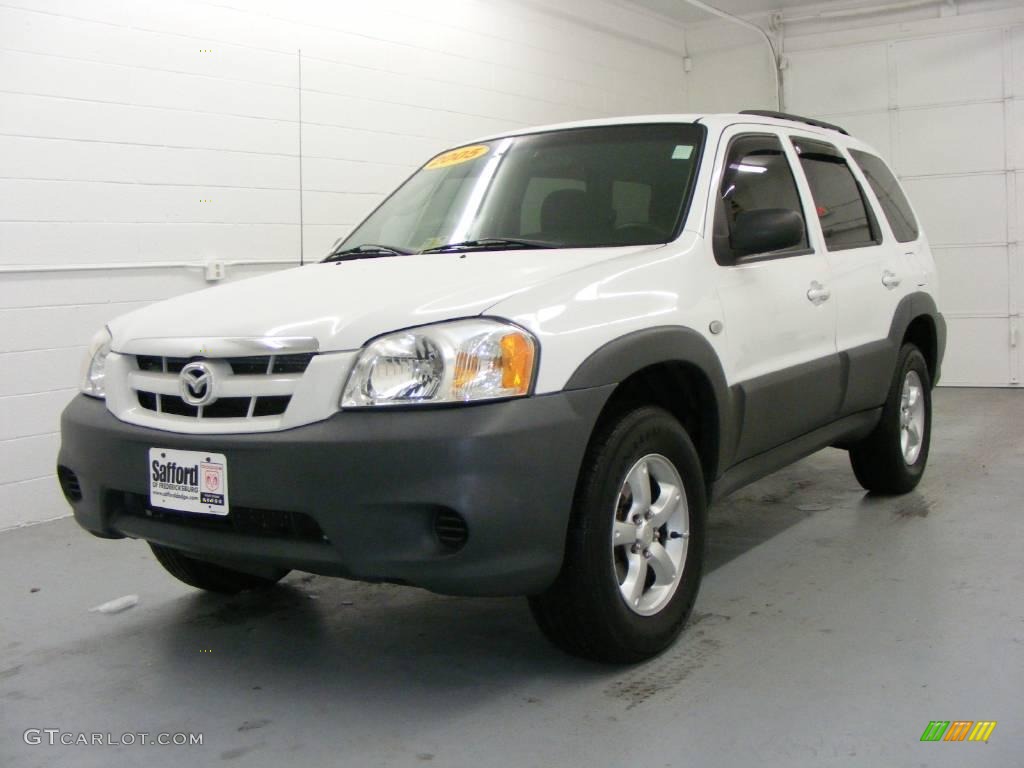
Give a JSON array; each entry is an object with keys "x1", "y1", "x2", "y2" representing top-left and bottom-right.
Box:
[
  {"x1": 849, "y1": 343, "x2": 932, "y2": 494},
  {"x1": 149, "y1": 543, "x2": 289, "y2": 594},
  {"x1": 529, "y1": 405, "x2": 707, "y2": 663}
]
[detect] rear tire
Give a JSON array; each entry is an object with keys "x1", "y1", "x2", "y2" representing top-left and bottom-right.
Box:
[
  {"x1": 529, "y1": 405, "x2": 707, "y2": 663},
  {"x1": 849, "y1": 343, "x2": 932, "y2": 494},
  {"x1": 149, "y1": 543, "x2": 288, "y2": 594}
]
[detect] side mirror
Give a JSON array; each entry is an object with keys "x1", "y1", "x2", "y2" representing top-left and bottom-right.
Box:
[{"x1": 730, "y1": 208, "x2": 804, "y2": 259}]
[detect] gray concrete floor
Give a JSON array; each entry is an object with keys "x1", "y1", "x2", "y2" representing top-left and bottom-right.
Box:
[{"x1": 1, "y1": 389, "x2": 1021, "y2": 767}]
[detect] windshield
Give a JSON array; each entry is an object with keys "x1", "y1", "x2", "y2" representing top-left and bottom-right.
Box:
[{"x1": 336, "y1": 123, "x2": 704, "y2": 255}]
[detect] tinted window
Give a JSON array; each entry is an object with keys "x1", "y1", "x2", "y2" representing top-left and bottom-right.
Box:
[
  {"x1": 850, "y1": 149, "x2": 919, "y2": 243},
  {"x1": 612, "y1": 180, "x2": 653, "y2": 228},
  {"x1": 792, "y1": 138, "x2": 879, "y2": 251},
  {"x1": 520, "y1": 177, "x2": 585, "y2": 234},
  {"x1": 339, "y1": 123, "x2": 704, "y2": 254},
  {"x1": 714, "y1": 133, "x2": 808, "y2": 263}
]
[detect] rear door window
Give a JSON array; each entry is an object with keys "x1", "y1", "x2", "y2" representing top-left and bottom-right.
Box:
[
  {"x1": 849, "y1": 149, "x2": 919, "y2": 243},
  {"x1": 791, "y1": 138, "x2": 880, "y2": 251}
]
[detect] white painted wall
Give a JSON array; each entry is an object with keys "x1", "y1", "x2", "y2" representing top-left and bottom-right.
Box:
[
  {"x1": 0, "y1": 0, "x2": 689, "y2": 530},
  {"x1": 682, "y1": 17, "x2": 778, "y2": 113},
  {"x1": 784, "y1": 8, "x2": 1024, "y2": 388},
  {"x1": 682, "y1": 0, "x2": 1024, "y2": 389}
]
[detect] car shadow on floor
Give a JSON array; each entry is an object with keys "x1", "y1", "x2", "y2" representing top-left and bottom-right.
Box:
[{"x1": 0, "y1": 444, "x2": 925, "y2": 759}]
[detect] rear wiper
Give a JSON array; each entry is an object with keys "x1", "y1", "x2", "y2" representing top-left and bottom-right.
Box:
[
  {"x1": 420, "y1": 237, "x2": 559, "y2": 254},
  {"x1": 323, "y1": 243, "x2": 414, "y2": 262}
]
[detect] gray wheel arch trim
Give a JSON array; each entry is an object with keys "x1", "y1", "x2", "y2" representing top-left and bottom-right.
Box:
[
  {"x1": 563, "y1": 325, "x2": 736, "y2": 480},
  {"x1": 888, "y1": 292, "x2": 946, "y2": 385}
]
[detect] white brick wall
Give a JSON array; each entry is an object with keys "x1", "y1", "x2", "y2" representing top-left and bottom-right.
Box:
[{"x1": 0, "y1": 0, "x2": 689, "y2": 529}]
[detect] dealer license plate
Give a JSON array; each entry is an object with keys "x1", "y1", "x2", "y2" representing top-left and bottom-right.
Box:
[{"x1": 148, "y1": 448, "x2": 229, "y2": 516}]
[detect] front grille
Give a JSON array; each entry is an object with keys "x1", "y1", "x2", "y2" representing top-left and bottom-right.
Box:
[
  {"x1": 131, "y1": 353, "x2": 314, "y2": 421},
  {"x1": 158, "y1": 395, "x2": 198, "y2": 417},
  {"x1": 197, "y1": 397, "x2": 250, "y2": 418},
  {"x1": 252, "y1": 396, "x2": 290, "y2": 416},
  {"x1": 136, "y1": 353, "x2": 315, "y2": 376},
  {"x1": 57, "y1": 465, "x2": 82, "y2": 502},
  {"x1": 138, "y1": 394, "x2": 290, "y2": 418},
  {"x1": 228, "y1": 354, "x2": 316, "y2": 375},
  {"x1": 136, "y1": 355, "x2": 188, "y2": 373},
  {"x1": 116, "y1": 492, "x2": 328, "y2": 543}
]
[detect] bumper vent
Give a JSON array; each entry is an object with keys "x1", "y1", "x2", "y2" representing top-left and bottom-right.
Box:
[
  {"x1": 57, "y1": 465, "x2": 82, "y2": 503},
  {"x1": 434, "y1": 509, "x2": 469, "y2": 551},
  {"x1": 117, "y1": 492, "x2": 327, "y2": 543}
]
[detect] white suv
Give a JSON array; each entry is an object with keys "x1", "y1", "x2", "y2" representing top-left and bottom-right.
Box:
[{"x1": 58, "y1": 111, "x2": 945, "y2": 662}]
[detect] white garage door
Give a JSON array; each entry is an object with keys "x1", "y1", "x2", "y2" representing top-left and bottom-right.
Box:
[{"x1": 785, "y1": 24, "x2": 1023, "y2": 387}]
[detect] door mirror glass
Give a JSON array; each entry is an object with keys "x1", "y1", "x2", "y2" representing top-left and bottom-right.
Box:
[{"x1": 731, "y1": 208, "x2": 805, "y2": 259}]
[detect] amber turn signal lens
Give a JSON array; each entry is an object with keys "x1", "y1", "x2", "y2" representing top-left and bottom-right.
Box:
[{"x1": 500, "y1": 332, "x2": 534, "y2": 393}]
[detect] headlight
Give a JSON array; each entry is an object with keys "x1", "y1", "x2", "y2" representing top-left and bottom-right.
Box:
[
  {"x1": 80, "y1": 327, "x2": 112, "y2": 399},
  {"x1": 341, "y1": 319, "x2": 536, "y2": 407}
]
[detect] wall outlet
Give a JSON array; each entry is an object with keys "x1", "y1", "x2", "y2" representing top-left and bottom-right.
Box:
[{"x1": 205, "y1": 261, "x2": 225, "y2": 281}]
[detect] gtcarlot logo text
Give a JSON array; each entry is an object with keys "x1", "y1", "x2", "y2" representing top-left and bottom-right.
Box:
[{"x1": 24, "y1": 729, "x2": 203, "y2": 747}]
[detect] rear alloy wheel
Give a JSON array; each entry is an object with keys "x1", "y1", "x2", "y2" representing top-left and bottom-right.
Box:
[
  {"x1": 898, "y1": 369, "x2": 927, "y2": 466},
  {"x1": 849, "y1": 343, "x2": 932, "y2": 494},
  {"x1": 529, "y1": 405, "x2": 706, "y2": 663}
]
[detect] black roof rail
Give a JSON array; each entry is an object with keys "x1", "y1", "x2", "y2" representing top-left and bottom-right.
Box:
[{"x1": 738, "y1": 110, "x2": 849, "y2": 136}]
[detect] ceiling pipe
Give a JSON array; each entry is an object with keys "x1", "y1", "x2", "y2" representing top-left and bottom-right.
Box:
[
  {"x1": 679, "y1": 0, "x2": 783, "y2": 110},
  {"x1": 783, "y1": 0, "x2": 949, "y2": 23}
]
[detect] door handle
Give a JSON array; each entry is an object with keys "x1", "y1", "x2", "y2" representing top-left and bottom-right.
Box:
[
  {"x1": 806, "y1": 281, "x2": 831, "y2": 305},
  {"x1": 882, "y1": 270, "x2": 902, "y2": 289}
]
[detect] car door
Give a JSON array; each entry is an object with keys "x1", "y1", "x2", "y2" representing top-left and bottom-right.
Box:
[
  {"x1": 710, "y1": 128, "x2": 841, "y2": 463},
  {"x1": 788, "y1": 135, "x2": 910, "y2": 415}
]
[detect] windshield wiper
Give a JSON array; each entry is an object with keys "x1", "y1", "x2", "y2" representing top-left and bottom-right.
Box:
[
  {"x1": 323, "y1": 243, "x2": 414, "y2": 262},
  {"x1": 420, "y1": 237, "x2": 559, "y2": 254}
]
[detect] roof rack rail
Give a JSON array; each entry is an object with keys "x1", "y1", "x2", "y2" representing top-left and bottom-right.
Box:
[{"x1": 739, "y1": 110, "x2": 849, "y2": 136}]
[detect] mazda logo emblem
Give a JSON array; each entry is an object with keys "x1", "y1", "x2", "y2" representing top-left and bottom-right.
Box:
[{"x1": 179, "y1": 361, "x2": 216, "y2": 406}]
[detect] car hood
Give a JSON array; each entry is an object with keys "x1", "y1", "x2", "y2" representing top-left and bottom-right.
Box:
[{"x1": 108, "y1": 246, "x2": 662, "y2": 353}]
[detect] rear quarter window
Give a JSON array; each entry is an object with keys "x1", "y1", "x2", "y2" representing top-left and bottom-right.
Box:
[{"x1": 849, "y1": 149, "x2": 920, "y2": 243}]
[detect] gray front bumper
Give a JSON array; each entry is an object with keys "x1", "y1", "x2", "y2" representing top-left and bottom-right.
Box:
[{"x1": 58, "y1": 389, "x2": 612, "y2": 596}]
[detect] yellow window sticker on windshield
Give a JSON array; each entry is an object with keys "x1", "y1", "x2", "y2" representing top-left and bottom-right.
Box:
[
  {"x1": 425, "y1": 144, "x2": 490, "y2": 170},
  {"x1": 419, "y1": 236, "x2": 446, "y2": 250}
]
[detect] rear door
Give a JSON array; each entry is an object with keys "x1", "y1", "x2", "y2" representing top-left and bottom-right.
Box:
[
  {"x1": 788, "y1": 135, "x2": 910, "y2": 414},
  {"x1": 710, "y1": 127, "x2": 841, "y2": 462}
]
